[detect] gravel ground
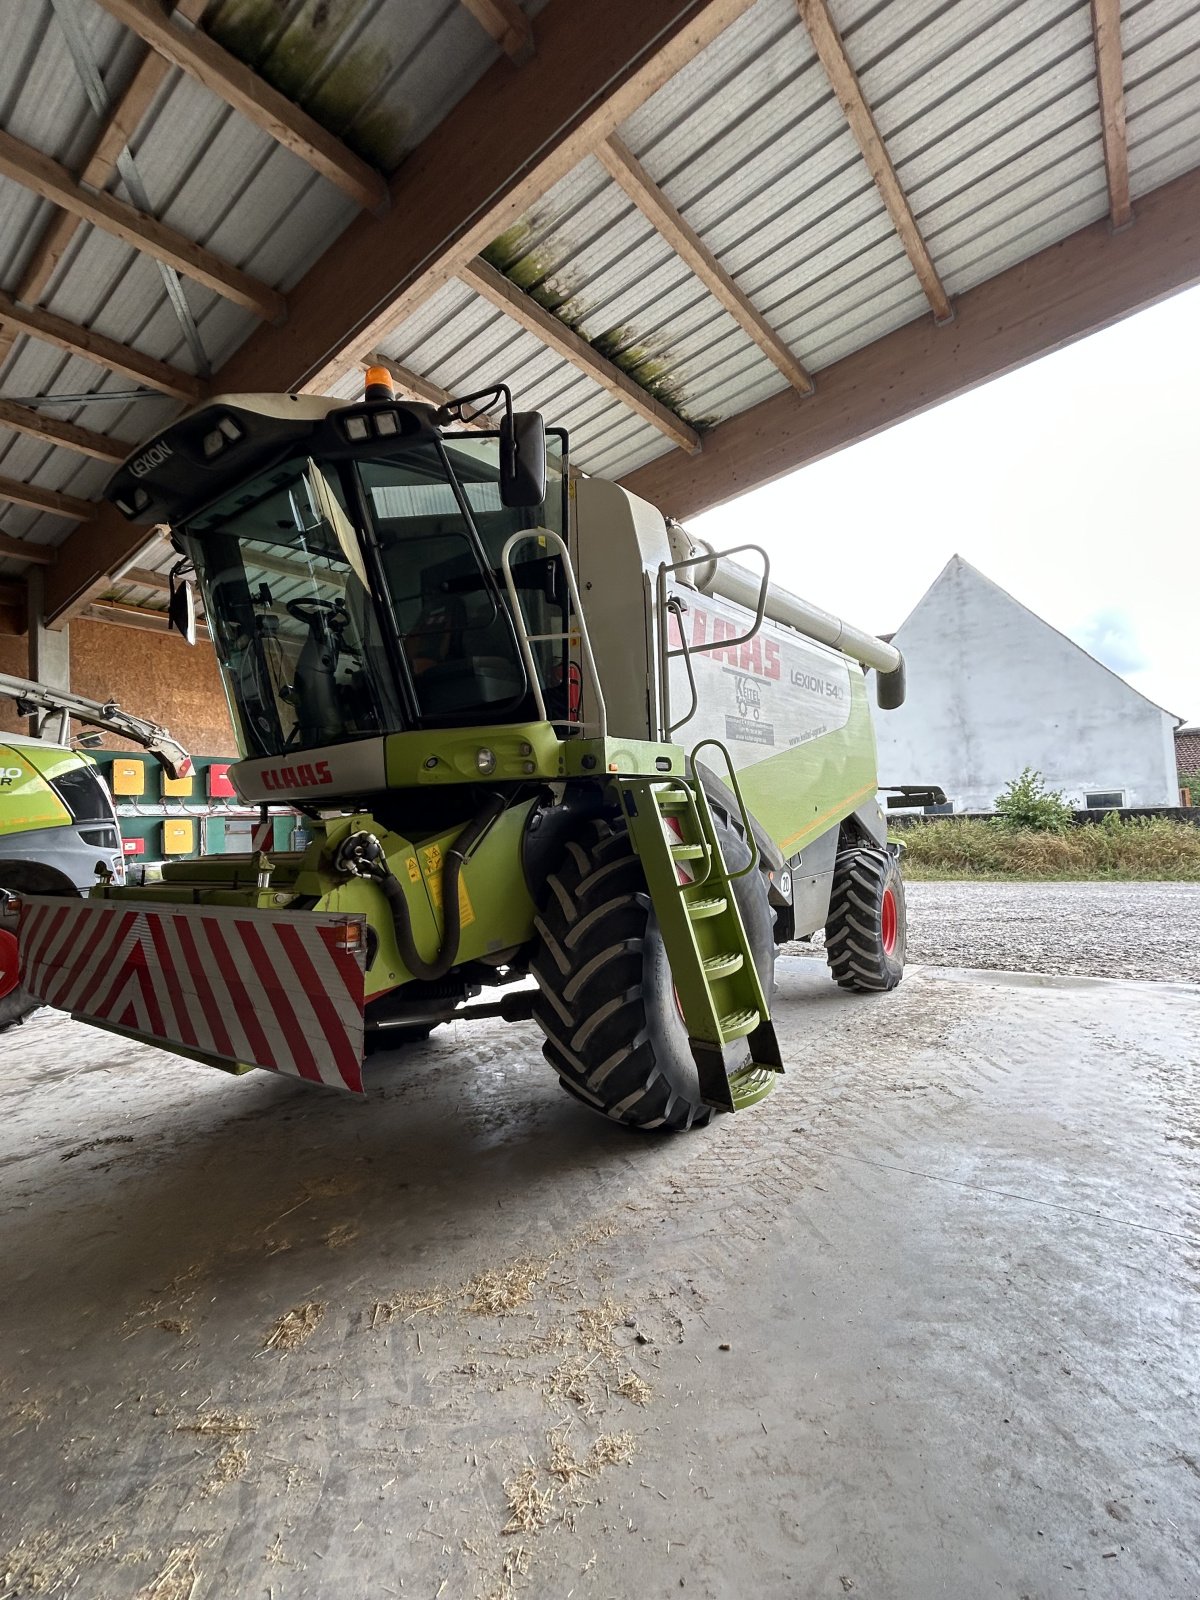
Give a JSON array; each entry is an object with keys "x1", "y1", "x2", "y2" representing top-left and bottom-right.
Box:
[{"x1": 792, "y1": 879, "x2": 1200, "y2": 983}]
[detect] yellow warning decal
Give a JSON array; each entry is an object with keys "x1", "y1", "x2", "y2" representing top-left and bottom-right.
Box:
[
  {"x1": 405, "y1": 855, "x2": 421, "y2": 884},
  {"x1": 422, "y1": 843, "x2": 443, "y2": 875},
  {"x1": 424, "y1": 869, "x2": 475, "y2": 928}
]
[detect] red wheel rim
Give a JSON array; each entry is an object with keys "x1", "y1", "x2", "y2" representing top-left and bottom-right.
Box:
[
  {"x1": 880, "y1": 887, "x2": 897, "y2": 956},
  {"x1": 0, "y1": 928, "x2": 19, "y2": 999}
]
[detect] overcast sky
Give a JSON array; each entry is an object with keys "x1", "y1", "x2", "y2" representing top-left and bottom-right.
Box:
[{"x1": 691, "y1": 281, "x2": 1200, "y2": 726}]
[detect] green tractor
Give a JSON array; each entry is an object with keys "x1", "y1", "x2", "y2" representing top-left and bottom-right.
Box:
[{"x1": 15, "y1": 375, "x2": 907, "y2": 1130}]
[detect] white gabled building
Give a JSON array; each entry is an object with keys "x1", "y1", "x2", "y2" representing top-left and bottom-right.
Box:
[{"x1": 873, "y1": 556, "x2": 1181, "y2": 813}]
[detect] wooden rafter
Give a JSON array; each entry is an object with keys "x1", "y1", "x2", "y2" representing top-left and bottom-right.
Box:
[
  {"x1": 1091, "y1": 0, "x2": 1132, "y2": 229},
  {"x1": 461, "y1": 258, "x2": 702, "y2": 454},
  {"x1": 0, "y1": 475, "x2": 94, "y2": 523},
  {"x1": 85, "y1": 597, "x2": 210, "y2": 638},
  {"x1": 0, "y1": 0, "x2": 207, "y2": 371},
  {"x1": 44, "y1": 0, "x2": 761, "y2": 621},
  {"x1": 0, "y1": 128, "x2": 285, "y2": 322},
  {"x1": 460, "y1": 0, "x2": 535, "y2": 65},
  {"x1": 796, "y1": 0, "x2": 953, "y2": 325},
  {"x1": 0, "y1": 532, "x2": 57, "y2": 565},
  {"x1": 621, "y1": 163, "x2": 1200, "y2": 517},
  {"x1": 0, "y1": 289, "x2": 204, "y2": 402},
  {"x1": 92, "y1": 0, "x2": 388, "y2": 212},
  {"x1": 0, "y1": 399, "x2": 127, "y2": 466},
  {"x1": 597, "y1": 134, "x2": 813, "y2": 395}
]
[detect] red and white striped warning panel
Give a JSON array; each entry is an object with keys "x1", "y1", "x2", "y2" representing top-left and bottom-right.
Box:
[{"x1": 19, "y1": 897, "x2": 367, "y2": 1094}]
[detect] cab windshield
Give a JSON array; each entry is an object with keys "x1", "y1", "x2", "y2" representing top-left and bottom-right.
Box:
[{"x1": 180, "y1": 434, "x2": 568, "y2": 760}]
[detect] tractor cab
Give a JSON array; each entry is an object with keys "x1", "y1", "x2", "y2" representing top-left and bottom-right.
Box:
[{"x1": 107, "y1": 379, "x2": 574, "y2": 800}]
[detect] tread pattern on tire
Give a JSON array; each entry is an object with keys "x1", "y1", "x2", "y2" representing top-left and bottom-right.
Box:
[
  {"x1": 530, "y1": 817, "x2": 710, "y2": 1133},
  {"x1": 825, "y1": 846, "x2": 906, "y2": 992}
]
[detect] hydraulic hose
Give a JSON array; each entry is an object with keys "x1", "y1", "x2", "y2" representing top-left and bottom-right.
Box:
[{"x1": 336, "y1": 792, "x2": 507, "y2": 983}]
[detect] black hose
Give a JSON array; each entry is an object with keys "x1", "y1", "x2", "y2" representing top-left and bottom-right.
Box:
[{"x1": 350, "y1": 793, "x2": 507, "y2": 983}]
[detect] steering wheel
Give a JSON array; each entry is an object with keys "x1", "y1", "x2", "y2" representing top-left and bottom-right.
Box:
[{"x1": 287, "y1": 596, "x2": 346, "y2": 628}]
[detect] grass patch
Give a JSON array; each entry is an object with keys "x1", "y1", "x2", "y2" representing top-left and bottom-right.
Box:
[{"x1": 897, "y1": 817, "x2": 1200, "y2": 881}]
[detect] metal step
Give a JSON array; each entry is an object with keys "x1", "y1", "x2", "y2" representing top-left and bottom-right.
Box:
[
  {"x1": 685, "y1": 895, "x2": 727, "y2": 920},
  {"x1": 703, "y1": 951, "x2": 743, "y2": 978},
  {"x1": 718, "y1": 1006, "x2": 760, "y2": 1040},
  {"x1": 670, "y1": 841, "x2": 707, "y2": 860}
]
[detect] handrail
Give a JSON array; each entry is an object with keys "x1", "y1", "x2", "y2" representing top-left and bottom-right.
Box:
[
  {"x1": 499, "y1": 529, "x2": 607, "y2": 740},
  {"x1": 689, "y1": 739, "x2": 757, "y2": 881},
  {"x1": 655, "y1": 543, "x2": 771, "y2": 740}
]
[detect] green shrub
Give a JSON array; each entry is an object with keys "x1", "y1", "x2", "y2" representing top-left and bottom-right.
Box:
[{"x1": 994, "y1": 767, "x2": 1074, "y2": 833}]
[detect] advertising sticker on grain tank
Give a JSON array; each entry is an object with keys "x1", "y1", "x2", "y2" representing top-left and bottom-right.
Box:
[{"x1": 667, "y1": 593, "x2": 851, "y2": 769}]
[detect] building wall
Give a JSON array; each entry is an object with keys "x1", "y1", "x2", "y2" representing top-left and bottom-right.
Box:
[
  {"x1": 0, "y1": 623, "x2": 234, "y2": 756},
  {"x1": 874, "y1": 558, "x2": 1179, "y2": 811}
]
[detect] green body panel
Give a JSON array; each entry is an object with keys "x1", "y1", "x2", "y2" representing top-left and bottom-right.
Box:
[
  {"x1": 731, "y1": 672, "x2": 879, "y2": 856},
  {"x1": 100, "y1": 796, "x2": 540, "y2": 1001},
  {"x1": 0, "y1": 742, "x2": 83, "y2": 833},
  {"x1": 382, "y1": 724, "x2": 685, "y2": 785}
]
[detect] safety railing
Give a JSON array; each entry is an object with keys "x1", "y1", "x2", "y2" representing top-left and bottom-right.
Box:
[
  {"x1": 655, "y1": 543, "x2": 770, "y2": 739},
  {"x1": 499, "y1": 529, "x2": 608, "y2": 740}
]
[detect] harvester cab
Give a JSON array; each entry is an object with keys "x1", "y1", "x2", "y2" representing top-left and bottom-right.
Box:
[{"x1": 17, "y1": 371, "x2": 908, "y2": 1131}]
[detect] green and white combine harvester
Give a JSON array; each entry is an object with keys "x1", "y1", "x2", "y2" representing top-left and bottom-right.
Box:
[{"x1": 15, "y1": 372, "x2": 908, "y2": 1130}]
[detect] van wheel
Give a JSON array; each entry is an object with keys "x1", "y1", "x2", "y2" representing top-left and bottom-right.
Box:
[
  {"x1": 825, "y1": 847, "x2": 906, "y2": 991},
  {"x1": 530, "y1": 816, "x2": 774, "y2": 1131}
]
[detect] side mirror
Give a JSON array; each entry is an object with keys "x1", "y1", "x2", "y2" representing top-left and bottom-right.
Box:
[
  {"x1": 499, "y1": 410, "x2": 547, "y2": 508},
  {"x1": 168, "y1": 561, "x2": 197, "y2": 647}
]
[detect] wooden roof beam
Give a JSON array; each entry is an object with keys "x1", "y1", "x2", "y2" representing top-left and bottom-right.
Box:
[
  {"x1": 44, "y1": 0, "x2": 759, "y2": 622},
  {"x1": 0, "y1": 399, "x2": 127, "y2": 466},
  {"x1": 92, "y1": 0, "x2": 388, "y2": 212},
  {"x1": 461, "y1": 257, "x2": 702, "y2": 454},
  {"x1": 0, "y1": 289, "x2": 203, "y2": 402},
  {"x1": 0, "y1": 128, "x2": 285, "y2": 322},
  {"x1": 1091, "y1": 0, "x2": 1132, "y2": 229},
  {"x1": 0, "y1": 475, "x2": 94, "y2": 523},
  {"x1": 0, "y1": 0, "x2": 207, "y2": 371},
  {"x1": 0, "y1": 533, "x2": 56, "y2": 566},
  {"x1": 796, "y1": 0, "x2": 953, "y2": 325},
  {"x1": 597, "y1": 134, "x2": 813, "y2": 395},
  {"x1": 85, "y1": 598, "x2": 210, "y2": 638},
  {"x1": 460, "y1": 0, "x2": 536, "y2": 65},
  {"x1": 620, "y1": 163, "x2": 1200, "y2": 517}
]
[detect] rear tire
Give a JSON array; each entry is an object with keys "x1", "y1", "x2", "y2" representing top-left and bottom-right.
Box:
[
  {"x1": 531, "y1": 815, "x2": 775, "y2": 1131},
  {"x1": 825, "y1": 846, "x2": 906, "y2": 991}
]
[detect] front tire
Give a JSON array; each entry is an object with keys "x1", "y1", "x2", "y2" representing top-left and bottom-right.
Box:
[
  {"x1": 825, "y1": 846, "x2": 906, "y2": 991},
  {"x1": 531, "y1": 815, "x2": 775, "y2": 1131}
]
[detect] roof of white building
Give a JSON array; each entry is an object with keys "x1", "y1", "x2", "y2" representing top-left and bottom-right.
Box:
[{"x1": 892, "y1": 553, "x2": 1182, "y2": 724}]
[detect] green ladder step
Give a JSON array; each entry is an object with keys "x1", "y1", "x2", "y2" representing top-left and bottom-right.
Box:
[
  {"x1": 703, "y1": 951, "x2": 743, "y2": 978},
  {"x1": 670, "y1": 842, "x2": 707, "y2": 860},
  {"x1": 685, "y1": 895, "x2": 727, "y2": 920},
  {"x1": 719, "y1": 1007, "x2": 760, "y2": 1040},
  {"x1": 654, "y1": 787, "x2": 694, "y2": 813}
]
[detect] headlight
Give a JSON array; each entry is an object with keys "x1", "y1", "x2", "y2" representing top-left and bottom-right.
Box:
[{"x1": 475, "y1": 747, "x2": 496, "y2": 775}]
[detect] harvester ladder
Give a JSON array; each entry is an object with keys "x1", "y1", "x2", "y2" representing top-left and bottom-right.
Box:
[{"x1": 617, "y1": 749, "x2": 782, "y2": 1111}]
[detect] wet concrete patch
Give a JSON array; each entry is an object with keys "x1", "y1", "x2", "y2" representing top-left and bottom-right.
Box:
[{"x1": 1, "y1": 961, "x2": 1197, "y2": 1597}]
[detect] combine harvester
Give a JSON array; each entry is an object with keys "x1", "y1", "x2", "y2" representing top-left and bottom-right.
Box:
[{"x1": 15, "y1": 372, "x2": 907, "y2": 1130}]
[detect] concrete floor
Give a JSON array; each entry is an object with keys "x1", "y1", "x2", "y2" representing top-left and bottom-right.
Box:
[{"x1": 2, "y1": 959, "x2": 1198, "y2": 1599}]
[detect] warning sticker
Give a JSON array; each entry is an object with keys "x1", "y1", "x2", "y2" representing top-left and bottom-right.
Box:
[
  {"x1": 424, "y1": 870, "x2": 476, "y2": 929},
  {"x1": 405, "y1": 855, "x2": 421, "y2": 884}
]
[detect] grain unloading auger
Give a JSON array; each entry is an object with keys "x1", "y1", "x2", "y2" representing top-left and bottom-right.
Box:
[{"x1": 16, "y1": 372, "x2": 908, "y2": 1129}]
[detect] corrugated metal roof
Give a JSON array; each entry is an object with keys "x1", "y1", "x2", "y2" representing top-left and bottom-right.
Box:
[
  {"x1": 1, "y1": 0, "x2": 1199, "y2": 604},
  {"x1": 0, "y1": 0, "x2": 542, "y2": 581}
]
